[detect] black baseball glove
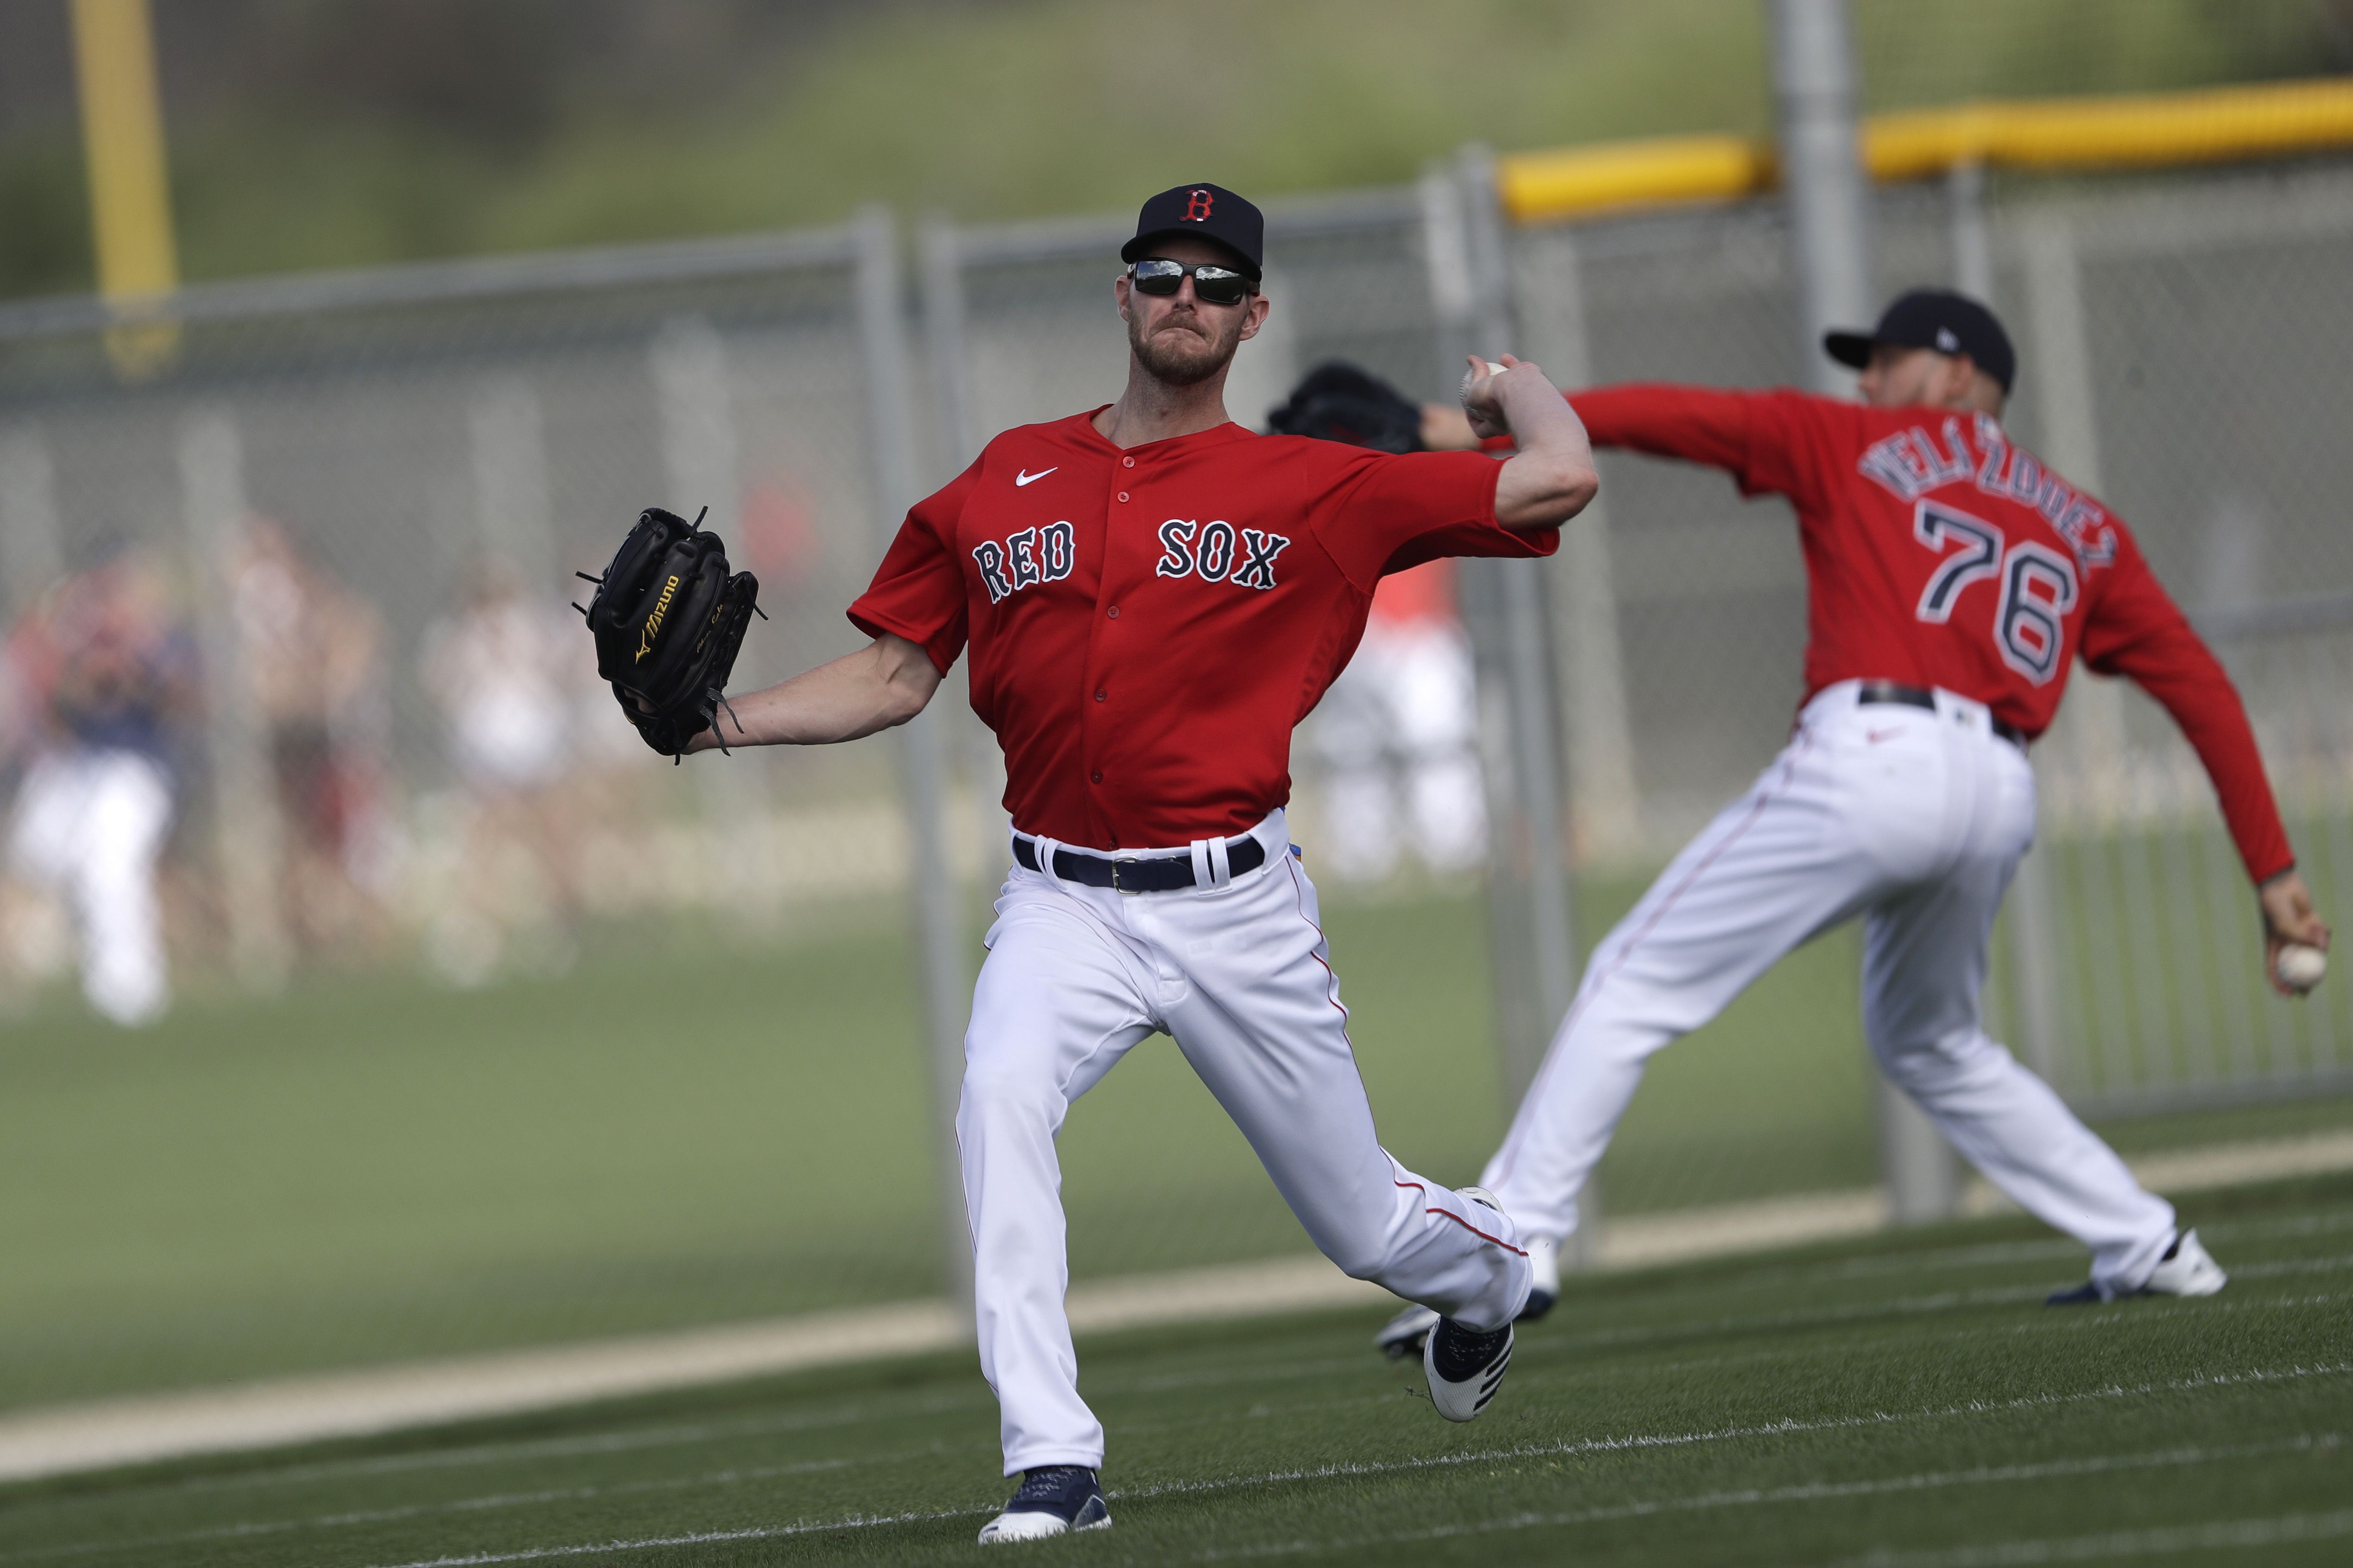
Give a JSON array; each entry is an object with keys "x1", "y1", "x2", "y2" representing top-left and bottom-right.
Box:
[
  {"x1": 1265, "y1": 360, "x2": 1426, "y2": 453},
  {"x1": 580, "y1": 506, "x2": 762, "y2": 760}
]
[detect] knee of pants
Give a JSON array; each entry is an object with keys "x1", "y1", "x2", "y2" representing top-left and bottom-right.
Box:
[
  {"x1": 1873, "y1": 1026, "x2": 2011, "y2": 1096},
  {"x1": 1316, "y1": 1227, "x2": 1392, "y2": 1283},
  {"x1": 958, "y1": 1056, "x2": 1064, "y2": 1135}
]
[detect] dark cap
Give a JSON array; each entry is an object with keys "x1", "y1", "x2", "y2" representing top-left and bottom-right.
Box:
[
  {"x1": 1825, "y1": 288, "x2": 2016, "y2": 391},
  {"x1": 1121, "y1": 183, "x2": 1263, "y2": 281}
]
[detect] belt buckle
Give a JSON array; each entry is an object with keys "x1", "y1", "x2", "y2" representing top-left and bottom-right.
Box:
[{"x1": 1111, "y1": 857, "x2": 1142, "y2": 894}]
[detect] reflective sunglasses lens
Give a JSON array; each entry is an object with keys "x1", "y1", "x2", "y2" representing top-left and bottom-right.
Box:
[
  {"x1": 1131, "y1": 261, "x2": 1184, "y2": 296},
  {"x1": 1192, "y1": 267, "x2": 1250, "y2": 305}
]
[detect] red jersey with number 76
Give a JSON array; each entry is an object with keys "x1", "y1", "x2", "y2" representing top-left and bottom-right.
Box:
[{"x1": 1567, "y1": 384, "x2": 2291, "y2": 883}]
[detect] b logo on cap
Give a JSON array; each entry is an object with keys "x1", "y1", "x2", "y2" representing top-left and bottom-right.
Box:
[
  {"x1": 1184, "y1": 189, "x2": 1214, "y2": 221},
  {"x1": 1936, "y1": 327, "x2": 1959, "y2": 352}
]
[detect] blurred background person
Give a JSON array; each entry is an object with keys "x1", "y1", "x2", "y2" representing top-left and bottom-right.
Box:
[
  {"x1": 418, "y1": 563, "x2": 583, "y2": 984},
  {"x1": 235, "y1": 517, "x2": 398, "y2": 959},
  {"x1": 1309, "y1": 558, "x2": 1488, "y2": 884},
  {"x1": 0, "y1": 548, "x2": 194, "y2": 1025}
]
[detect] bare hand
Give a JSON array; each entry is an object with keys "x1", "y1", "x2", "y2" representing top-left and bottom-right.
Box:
[
  {"x1": 2258, "y1": 869, "x2": 2330, "y2": 995},
  {"x1": 1461, "y1": 353, "x2": 1532, "y2": 441}
]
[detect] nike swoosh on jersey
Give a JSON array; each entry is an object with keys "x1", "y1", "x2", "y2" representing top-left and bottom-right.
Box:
[{"x1": 1015, "y1": 467, "x2": 1056, "y2": 487}]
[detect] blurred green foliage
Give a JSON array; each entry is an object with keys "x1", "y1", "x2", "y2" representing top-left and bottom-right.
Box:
[{"x1": 0, "y1": 0, "x2": 2348, "y2": 299}]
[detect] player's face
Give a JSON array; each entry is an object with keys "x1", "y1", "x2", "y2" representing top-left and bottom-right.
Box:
[{"x1": 1116, "y1": 236, "x2": 1269, "y2": 387}]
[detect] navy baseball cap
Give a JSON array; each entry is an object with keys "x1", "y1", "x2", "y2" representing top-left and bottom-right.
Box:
[
  {"x1": 1825, "y1": 288, "x2": 2016, "y2": 391},
  {"x1": 1122, "y1": 183, "x2": 1263, "y2": 281}
]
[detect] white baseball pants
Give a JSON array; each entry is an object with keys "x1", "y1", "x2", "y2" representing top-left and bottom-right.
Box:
[
  {"x1": 9, "y1": 747, "x2": 173, "y2": 1026},
  {"x1": 1482, "y1": 680, "x2": 2177, "y2": 1299},
  {"x1": 961, "y1": 808, "x2": 1531, "y2": 1475}
]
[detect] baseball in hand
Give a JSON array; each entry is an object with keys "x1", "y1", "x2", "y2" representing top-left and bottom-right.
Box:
[
  {"x1": 2276, "y1": 942, "x2": 2328, "y2": 991},
  {"x1": 1459, "y1": 360, "x2": 1508, "y2": 403}
]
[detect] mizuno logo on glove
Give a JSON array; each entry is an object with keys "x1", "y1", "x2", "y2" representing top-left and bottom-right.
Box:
[{"x1": 637, "y1": 574, "x2": 681, "y2": 662}]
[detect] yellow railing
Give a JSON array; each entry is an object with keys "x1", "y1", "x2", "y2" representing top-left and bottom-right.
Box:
[{"x1": 1498, "y1": 76, "x2": 2353, "y2": 225}]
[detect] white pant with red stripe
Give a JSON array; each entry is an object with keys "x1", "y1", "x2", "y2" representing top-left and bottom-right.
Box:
[
  {"x1": 1482, "y1": 680, "x2": 2177, "y2": 1298},
  {"x1": 962, "y1": 808, "x2": 1530, "y2": 1475}
]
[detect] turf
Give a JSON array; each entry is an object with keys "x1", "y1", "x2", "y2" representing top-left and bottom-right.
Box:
[
  {"x1": 0, "y1": 884, "x2": 1884, "y2": 1413},
  {"x1": 4, "y1": 880, "x2": 2341, "y2": 1414},
  {"x1": 6, "y1": 1173, "x2": 2349, "y2": 1567}
]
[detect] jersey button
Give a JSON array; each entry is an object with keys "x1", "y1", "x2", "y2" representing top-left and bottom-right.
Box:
[
  {"x1": 1107, "y1": 606, "x2": 1120, "y2": 618},
  {"x1": 1094, "y1": 688, "x2": 1106, "y2": 701},
  {"x1": 1090, "y1": 769, "x2": 1104, "y2": 783},
  {"x1": 1117, "y1": 491, "x2": 1129, "y2": 502},
  {"x1": 1122, "y1": 456, "x2": 1135, "y2": 467}
]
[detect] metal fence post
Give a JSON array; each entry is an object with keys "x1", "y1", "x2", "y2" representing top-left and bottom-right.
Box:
[
  {"x1": 1950, "y1": 163, "x2": 2066, "y2": 1089},
  {"x1": 178, "y1": 407, "x2": 290, "y2": 991},
  {"x1": 859, "y1": 204, "x2": 977, "y2": 1327},
  {"x1": 0, "y1": 425, "x2": 65, "y2": 611},
  {"x1": 1947, "y1": 158, "x2": 1995, "y2": 303},
  {"x1": 1508, "y1": 229, "x2": 1640, "y2": 863},
  {"x1": 1429, "y1": 151, "x2": 1586, "y2": 1253},
  {"x1": 1772, "y1": 0, "x2": 1959, "y2": 1224},
  {"x1": 650, "y1": 316, "x2": 780, "y2": 925},
  {"x1": 918, "y1": 213, "x2": 1012, "y2": 896}
]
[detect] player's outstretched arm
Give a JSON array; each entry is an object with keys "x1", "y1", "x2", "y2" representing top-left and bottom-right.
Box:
[
  {"x1": 686, "y1": 632, "x2": 942, "y2": 753},
  {"x1": 1460, "y1": 356, "x2": 1598, "y2": 531}
]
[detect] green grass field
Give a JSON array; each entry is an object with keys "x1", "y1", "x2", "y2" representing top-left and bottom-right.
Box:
[
  {"x1": 0, "y1": 884, "x2": 1886, "y2": 1413},
  {"x1": 3, "y1": 880, "x2": 2341, "y2": 1417},
  {"x1": 5, "y1": 1172, "x2": 2348, "y2": 1567}
]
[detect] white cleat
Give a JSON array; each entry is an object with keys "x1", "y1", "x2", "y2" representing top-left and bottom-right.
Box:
[
  {"x1": 2144, "y1": 1228, "x2": 2227, "y2": 1297},
  {"x1": 976, "y1": 1466, "x2": 1111, "y2": 1545},
  {"x1": 1375, "y1": 1303, "x2": 1439, "y2": 1360},
  {"x1": 2047, "y1": 1228, "x2": 2227, "y2": 1305},
  {"x1": 1420, "y1": 1186, "x2": 1517, "y2": 1422}
]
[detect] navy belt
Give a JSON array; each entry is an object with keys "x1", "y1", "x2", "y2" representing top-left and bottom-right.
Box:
[
  {"x1": 1858, "y1": 681, "x2": 2028, "y2": 749},
  {"x1": 1013, "y1": 833, "x2": 1267, "y2": 893}
]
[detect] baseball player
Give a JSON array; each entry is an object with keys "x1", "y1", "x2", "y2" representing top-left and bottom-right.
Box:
[
  {"x1": 1378, "y1": 289, "x2": 2329, "y2": 1357},
  {"x1": 2, "y1": 551, "x2": 190, "y2": 1025},
  {"x1": 672, "y1": 184, "x2": 1597, "y2": 1542}
]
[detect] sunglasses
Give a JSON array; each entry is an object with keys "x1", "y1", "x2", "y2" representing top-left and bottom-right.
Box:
[{"x1": 1129, "y1": 258, "x2": 1257, "y2": 307}]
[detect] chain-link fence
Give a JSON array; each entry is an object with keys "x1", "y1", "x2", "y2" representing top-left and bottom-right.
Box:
[
  {"x1": 0, "y1": 219, "x2": 934, "y2": 998},
  {"x1": 2, "y1": 149, "x2": 2348, "y2": 1373}
]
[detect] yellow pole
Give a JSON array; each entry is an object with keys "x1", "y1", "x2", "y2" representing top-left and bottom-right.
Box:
[{"x1": 70, "y1": 0, "x2": 180, "y2": 379}]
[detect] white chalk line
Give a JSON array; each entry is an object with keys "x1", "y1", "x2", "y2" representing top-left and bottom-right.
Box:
[
  {"x1": 291, "y1": 1359, "x2": 2347, "y2": 1568},
  {"x1": 126, "y1": 1389, "x2": 995, "y2": 1499},
  {"x1": 0, "y1": 1448, "x2": 970, "y2": 1566},
  {"x1": 1826, "y1": 1506, "x2": 2353, "y2": 1567},
  {"x1": 1550, "y1": 1250, "x2": 2353, "y2": 1355},
  {"x1": 1187, "y1": 1433, "x2": 2347, "y2": 1562},
  {"x1": 42, "y1": 1270, "x2": 2350, "y2": 1528}
]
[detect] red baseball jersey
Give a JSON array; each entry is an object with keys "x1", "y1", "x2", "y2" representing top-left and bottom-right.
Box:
[
  {"x1": 1570, "y1": 384, "x2": 2291, "y2": 882},
  {"x1": 849, "y1": 410, "x2": 1554, "y2": 851}
]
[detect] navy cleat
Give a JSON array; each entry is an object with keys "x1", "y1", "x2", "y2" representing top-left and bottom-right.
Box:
[
  {"x1": 977, "y1": 1465, "x2": 1111, "y2": 1545},
  {"x1": 1425, "y1": 1313, "x2": 1513, "y2": 1421},
  {"x1": 2047, "y1": 1229, "x2": 2227, "y2": 1306},
  {"x1": 1421, "y1": 1186, "x2": 1517, "y2": 1421}
]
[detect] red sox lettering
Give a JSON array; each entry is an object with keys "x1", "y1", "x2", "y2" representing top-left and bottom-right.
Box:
[
  {"x1": 1153, "y1": 518, "x2": 1292, "y2": 589},
  {"x1": 972, "y1": 521, "x2": 1077, "y2": 605}
]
